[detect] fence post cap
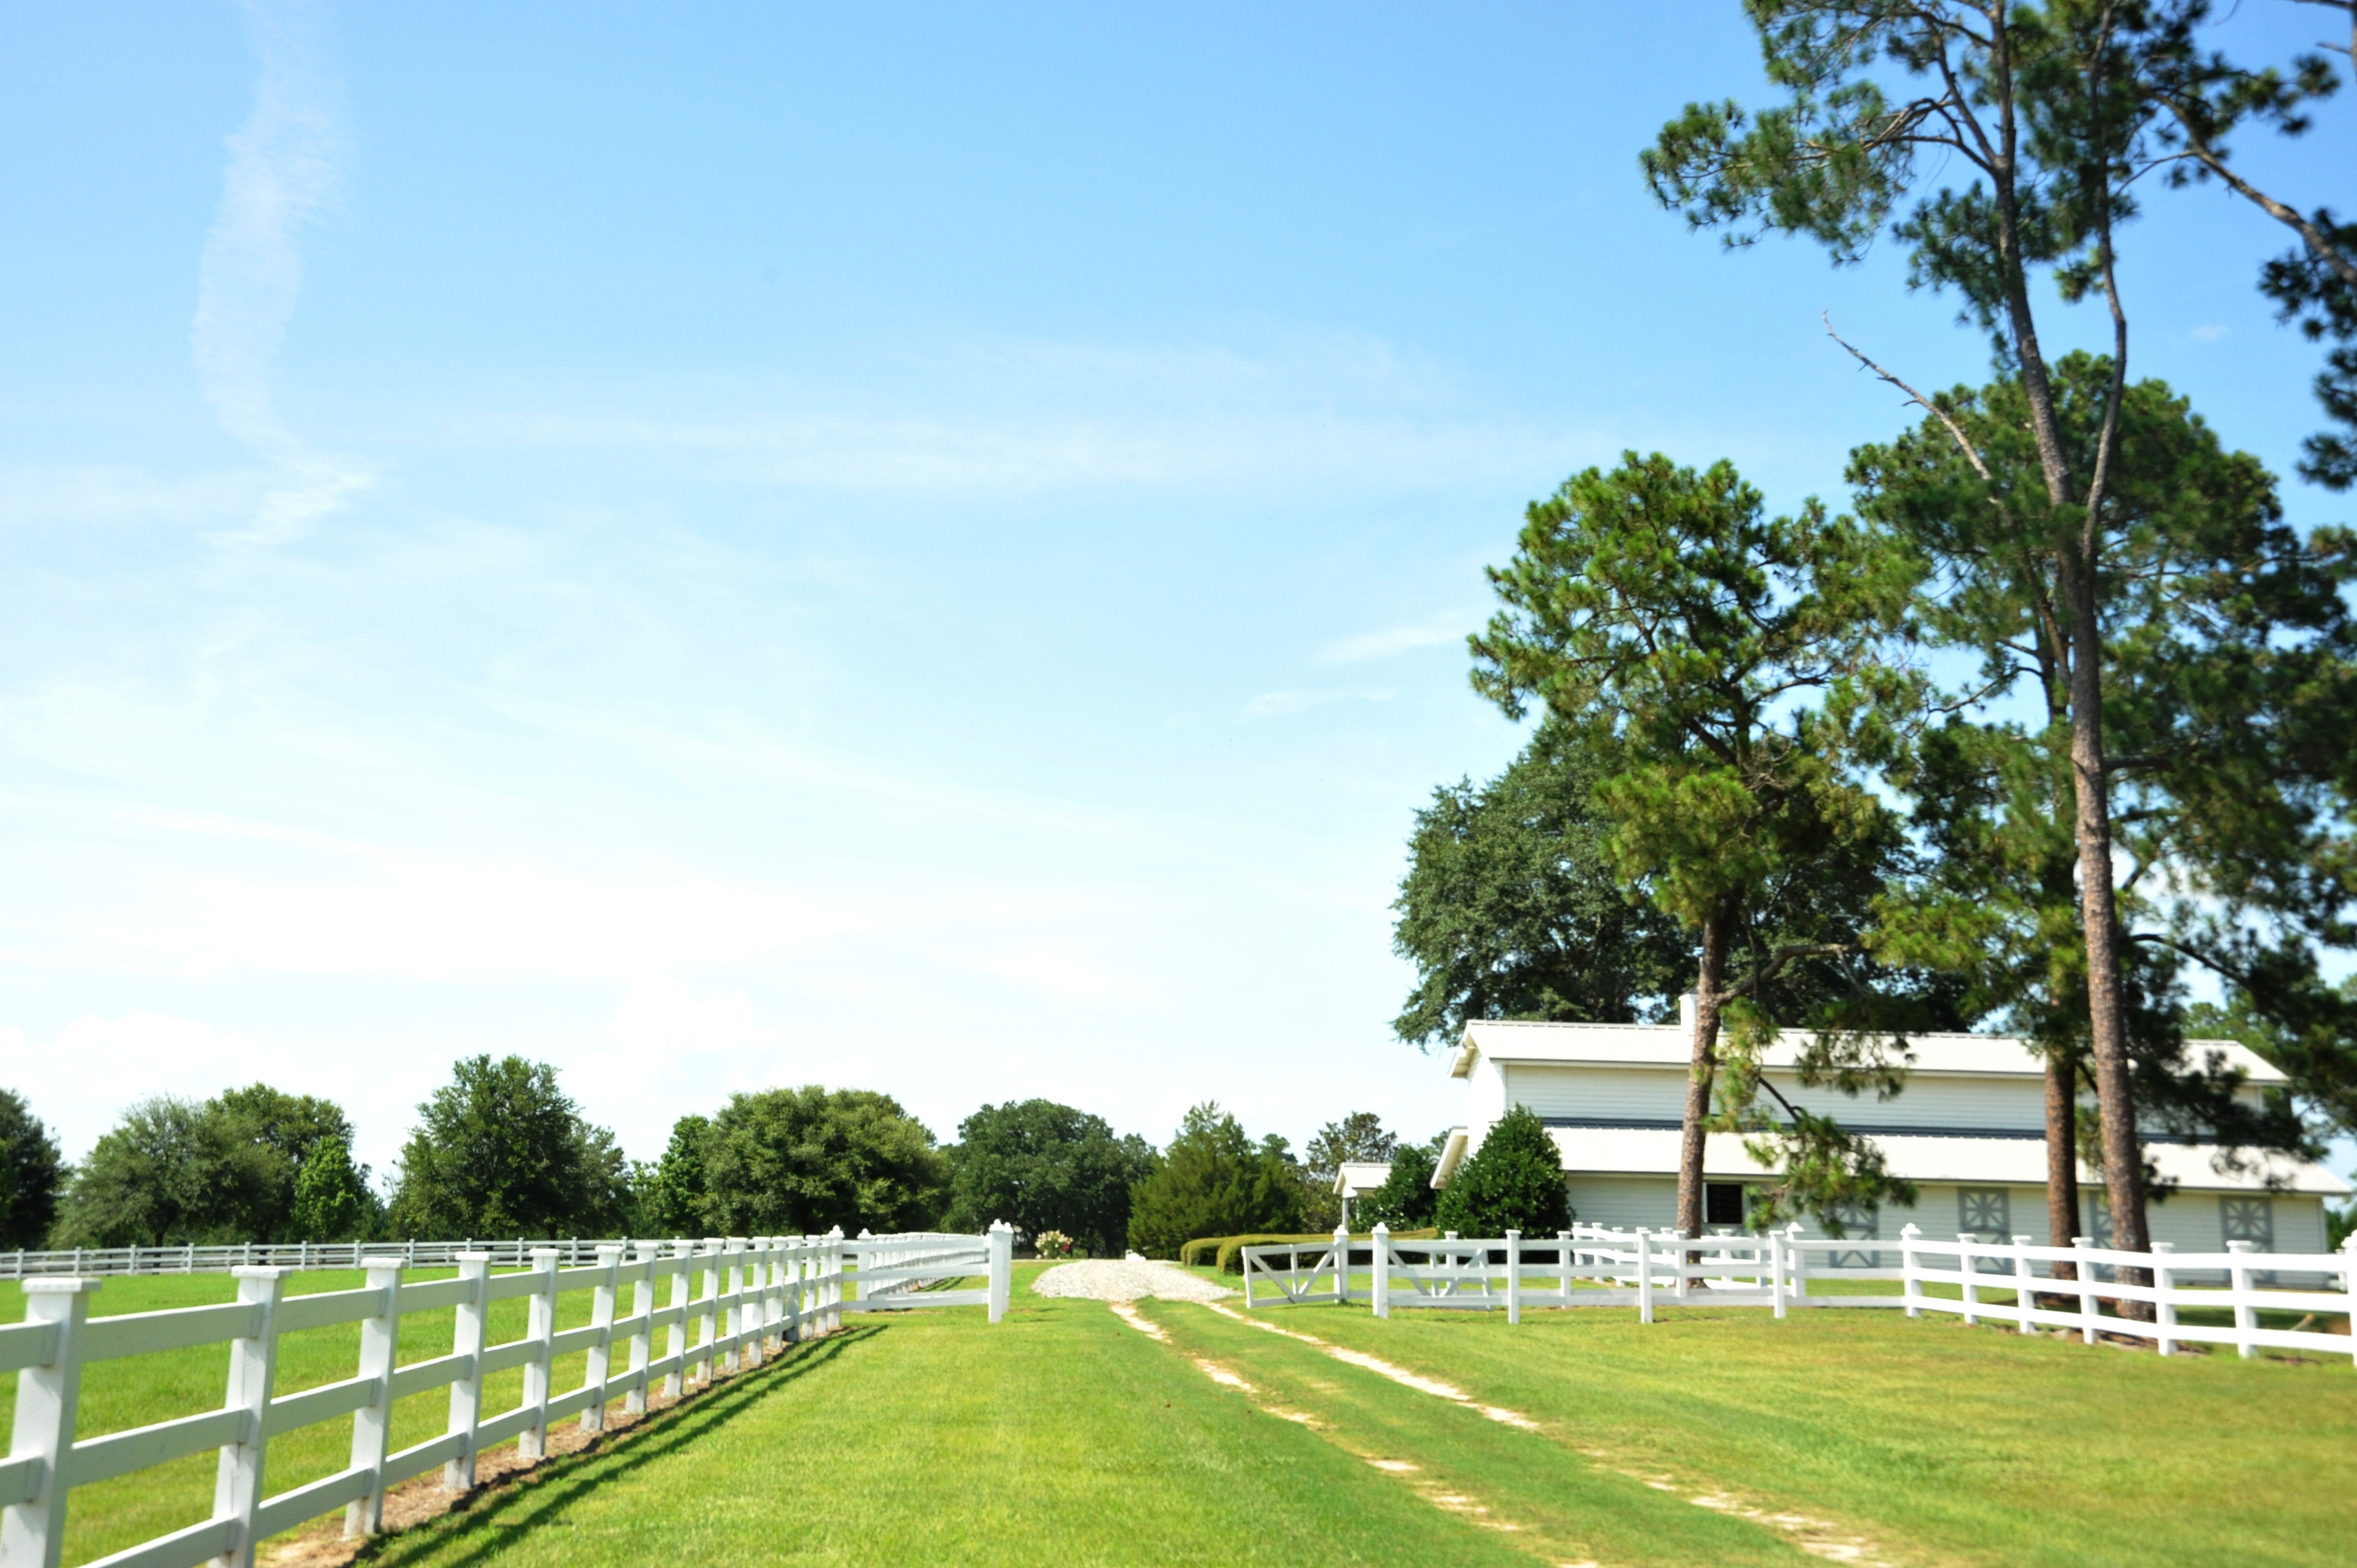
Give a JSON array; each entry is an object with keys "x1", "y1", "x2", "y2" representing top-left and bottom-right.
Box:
[
  {"x1": 1900, "y1": 1223, "x2": 1921, "y2": 1239},
  {"x1": 231, "y1": 1266, "x2": 290, "y2": 1281},
  {"x1": 2071, "y1": 1235, "x2": 2091, "y2": 1247},
  {"x1": 2226, "y1": 1239, "x2": 2258, "y2": 1253},
  {"x1": 1371, "y1": 1222, "x2": 1388, "y2": 1236},
  {"x1": 22, "y1": 1277, "x2": 101, "y2": 1296},
  {"x1": 1505, "y1": 1229, "x2": 1521, "y2": 1240},
  {"x1": 2150, "y1": 1241, "x2": 2175, "y2": 1254},
  {"x1": 529, "y1": 1247, "x2": 562, "y2": 1263}
]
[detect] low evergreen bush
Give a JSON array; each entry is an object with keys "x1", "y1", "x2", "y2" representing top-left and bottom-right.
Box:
[{"x1": 1434, "y1": 1105, "x2": 1570, "y2": 1237}]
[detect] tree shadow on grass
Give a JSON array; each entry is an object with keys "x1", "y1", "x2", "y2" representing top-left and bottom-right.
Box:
[{"x1": 357, "y1": 1324, "x2": 889, "y2": 1568}]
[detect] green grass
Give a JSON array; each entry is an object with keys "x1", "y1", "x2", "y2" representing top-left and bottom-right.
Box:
[
  {"x1": 11, "y1": 1264, "x2": 2352, "y2": 1567},
  {"x1": 1206, "y1": 1293, "x2": 2357, "y2": 1568}
]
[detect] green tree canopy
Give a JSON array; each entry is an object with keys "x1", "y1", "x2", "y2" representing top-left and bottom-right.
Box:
[
  {"x1": 1471, "y1": 450, "x2": 1925, "y2": 1237},
  {"x1": 1300, "y1": 1111, "x2": 1398, "y2": 1230},
  {"x1": 1434, "y1": 1107, "x2": 1571, "y2": 1239},
  {"x1": 1392, "y1": 721, "x2": 1694, "y2": 1047},
  {"x1": 1356, "y1": 1136, "x2": 1442, "y2": 1230},
  {"x1": 0, "y1": 1090, "x2": 65, "y2": 1250},
  {"x1": 703, "y1": 1086, "x2": 946, "y2": 1237},
  {"x1": 640, "y1": 1113, "x2": 713, "y2": 1237},
  {"x1": 1855, "y1": 357, "x2": 2353, "y2": 1235},
  {"x1": 943, "y1": 1098, "x2": 1155, "y2": 1256},
  {"x1": 210, "y1": 1084, "x2": 362, "y2": 1242},
  {"x1": 53, "y1": 1096, "x2": 266, "y2": 1247},
  {"x1": 387, "y1": 1056, "x2": 630, "y2": 1240},
  {"x1": 290, "y1": 1134, "x2": 371, "y2": 1242},
  {"x1": 1639, "y1": 0, "x2": 2355, "y2": 1274},
  {"x1": 1125, "y1": 1102, "x2": 1304, "y2": 1258}
]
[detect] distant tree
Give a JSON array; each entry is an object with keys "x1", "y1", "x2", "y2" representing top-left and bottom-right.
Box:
[
  {"x1": 1393, "y1": 722, "x2": 1694, "y2": 1046},
  {"x1": 53, "y1": 1096, "x2": 266, "y2": 1247},
  {"x1": 0, "y1": 1091, "x2": 64, "y2": 1250},
  {"x1": 387, "y1": 1056, "x2": 630, "y2": 1240},
  {"x1": 210, "y1": 1084, "x2": 360, "y2": 1241},
  {"x1": 1125, "y1": 1103, "x2": 1304, "y2": 1258},
  {"x1": 703, "y1": 1086, "x2": 946, "y2": 1238},
  {"x1": 289, "y1": 1134, "x2": 370, "y2": 1241},
  {"x1": 641, "y1": 1114, "x2": 713, "y2": 1237},
  {"x1": 943, "y1": 1099, "x2": 1156, "y2": 1256},
  {"x1": 1434, "y1": 1107, "x2": 1568, "y2": 1239},
  {"x1": 1301, "y1": 1112, "x2": 1398, "y2": 1230},
  {"x1": 1355, "y1": 1135, "x2": 1442, "y2": 1231}
]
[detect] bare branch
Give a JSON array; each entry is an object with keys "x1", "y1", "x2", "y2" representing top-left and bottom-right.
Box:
[{"x1": 1823, "y1": 312, "x2": 1993, "y2": 479}]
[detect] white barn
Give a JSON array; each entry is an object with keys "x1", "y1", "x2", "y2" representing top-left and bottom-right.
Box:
[{"x1": 1431, "y1": 1001, "x2": 2349, "y2": 1256}]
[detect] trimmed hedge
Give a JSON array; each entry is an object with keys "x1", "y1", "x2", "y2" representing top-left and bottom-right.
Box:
[{"x1": 1186, "y1": 1228, "x2": 1440, "y2": 1276}]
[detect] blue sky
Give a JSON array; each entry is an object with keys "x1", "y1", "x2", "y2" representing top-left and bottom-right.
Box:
[{"x1": 3, "y1": 1, "x2": 2350, "y2": 1185}]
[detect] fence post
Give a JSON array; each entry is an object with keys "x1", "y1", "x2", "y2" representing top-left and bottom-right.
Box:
[
  {"x1": 516, "y1": 1249, "x2": 561, "y2": 1459},
  {"x1": 1332, "y1": 1224, "x2": 1351, "y2": 1307},
  {"x1": 719, "y1": 1240, "x2": 743, "y2": 1376},
  {"x1": 212, "y1": 1267, "x2": 287, "y2": 1568},
  {"x1": 2342, "y1": 1235, "x2": 2357, "y2": 1370},
  {"x1": 1369, "y1": 1223, "x2": 1390, "y2": 1319},
  {"x1": 827, "y1": 1227, "x2": 845, "y2": 1333},
  {"x1": 1504, "y1": 1230, "x2": 1522, "y2": 1325},
  {"x1": 1769, "y1": 1229, "x2": 1788, "y2": 1320},
  {"x1": 2150, "y1": 1242, "x2": 2176, "y2": 1358},
  {"x1": 693, "y1": 1240, "x2": 723, "y2": 1387},
  {"x1": 2011, "y1": 1235, "x2": 2035, "y2": 1335},
  {"x1": 580, "y1": 1245, "x2": 623, "y2": 1433},
  {"x1": 2073, "y1": 1236, "x2": 2099, "y2": 1345},
  {"x1": 1901, "y1": 1224, "x2": 1923, "y2": 1318},
  {"x1": 444, "y1": 1253, "x2": 491, "y2": 1490},
  {"x1": 2227, "y1": 1239, "x2": 2258, "y2": 1360},
  {"x1": 1958, "y1": 1235, "x2": 1978, "y2": 1327},
  {"x1": 663, "y1": 1241, "x2": 693, "y2": 1399},
  {"x1": 1635, "y1": 1228, "x2": 1654, "y2": 1325},
  {"x1": 988, "y1": 1221, "x2": 1013, "y2": 1324},
  {"x1": 624, "y1": 1244, "x2": 655, "y2": 1417},
  {"x1": 1, "y1": 1278, "x2": 99, "y2": 1568},
  {"x1": 738, "y1": 1239, "x2": 764, "y2": 1369},
  {"x1": 343, "y1": 1258, "x2": 404, "y2": 1538}
]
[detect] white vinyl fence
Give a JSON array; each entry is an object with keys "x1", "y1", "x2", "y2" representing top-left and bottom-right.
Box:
[
  {"x1": 1242, "y1": 1221, "x2": 2357, "y2": 1366},
  {"x1": 0, "y1": 1224, "x2": 1014, "y2": 1568}
]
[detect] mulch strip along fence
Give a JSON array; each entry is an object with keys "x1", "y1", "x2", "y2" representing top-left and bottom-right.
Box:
[
  {"x1": 0, "y1": 1225, "x2": 1013, "y2": 1568},
  {"x1": 1242, "y1": 1221, "x2": 2357, "y2": 1364}
]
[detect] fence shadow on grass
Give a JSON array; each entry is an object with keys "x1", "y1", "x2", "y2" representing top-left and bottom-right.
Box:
[{"x1": 356, "y1": 1323, "x2": 889, "y2": 1568}]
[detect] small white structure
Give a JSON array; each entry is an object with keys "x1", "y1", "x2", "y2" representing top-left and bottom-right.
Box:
[
  {"x1": 1334, "y1": 1161, "x2": 1393, "y2": 1226},
  {"x1": 1432, "y1": 998, "x2": 2350, "y2": 1258}
]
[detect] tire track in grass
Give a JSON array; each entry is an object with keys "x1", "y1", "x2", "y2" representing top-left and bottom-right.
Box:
[
  {"x1": 1162, "y1": 1302, "x2": 1922, "y2": 1568},
  {"x1": 1126, "y1": 1303, "x2": 1828, "y2": 1568}
]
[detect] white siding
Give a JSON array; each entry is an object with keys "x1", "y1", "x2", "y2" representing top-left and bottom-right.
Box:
[
  {"x1": 1564, "y1": 1175, "x2": 1679, "y2": 1231},
  {"x1": 1769, "y1": 1075, "x2": 2047, "y2": 1132},
  {"x1": 1505, "y1": 1064, "x2": 1685, "y2": 1122}
]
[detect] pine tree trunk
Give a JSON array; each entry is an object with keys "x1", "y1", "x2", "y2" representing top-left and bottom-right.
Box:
[
  {"x1": 2063, "y1": 574, "x2": 2152, "y2": 1312},
  {"x1": 2043, "y1": 1050, "x2": 2080, "y2": 1294},
  {"x1": 1675, "y1": 906, "x2": 1731, "y2": 1243}
]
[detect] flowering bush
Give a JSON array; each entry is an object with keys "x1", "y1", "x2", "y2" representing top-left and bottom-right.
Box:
[{"x1": 1032, "y1": 1229, "x2": 1073, "y2": 1258}]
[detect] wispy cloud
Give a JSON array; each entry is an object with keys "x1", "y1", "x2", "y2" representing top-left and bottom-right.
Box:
[
  {"x1": 192, "y1": 0, "x2": 374, "y2": 541},
  {"x1": 1316, "y1": 612, "x2": 1474, "y2": 665},
  {"x1": 2190, "y1": 324, "x2": 2229, "y2": 343},
  {"x1": 1239, "y1": 688, "x2": 1396, "y2": 720}
]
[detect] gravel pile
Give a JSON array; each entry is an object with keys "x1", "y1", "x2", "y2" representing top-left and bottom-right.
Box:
[{"x1": 1031, "y1": 1257, "x2": 1236, "y2": 1303}]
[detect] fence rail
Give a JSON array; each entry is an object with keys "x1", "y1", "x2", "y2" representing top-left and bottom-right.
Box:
[
  {"x1": 0, "y1": 1223, "x2": 1013, "y2": 1568},
  {"x1": 1240, "y1": 1221, "x2": 2357, "y2": 1365}
]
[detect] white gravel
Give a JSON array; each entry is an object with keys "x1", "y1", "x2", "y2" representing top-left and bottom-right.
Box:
[{"x1": 1031, "y1": 1257, "x2": 1236, "y2": 1303}]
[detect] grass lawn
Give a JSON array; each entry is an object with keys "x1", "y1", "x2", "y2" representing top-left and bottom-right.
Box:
[{"x1": 9, "y1": 1263, "x2": 2353, "y2": 1567}]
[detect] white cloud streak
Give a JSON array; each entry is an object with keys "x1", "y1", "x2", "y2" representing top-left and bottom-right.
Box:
[{"x1": 191, "y1": 0, "x2": 374, "y2": 540}]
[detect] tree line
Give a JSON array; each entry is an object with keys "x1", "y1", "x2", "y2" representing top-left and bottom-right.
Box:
[
  {"x1": 0, "y1": 1066, "x2": 1514, "y2": 1257},
  {"x1": 1392, "y1": 1, "x2": 2357, "y2": 1307}
]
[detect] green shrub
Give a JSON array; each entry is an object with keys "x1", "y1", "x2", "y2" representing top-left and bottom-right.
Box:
[
  {"x1": 1178, "y1": 1236, "x2": 1226, "y2": 1267},
  {"x1": 1434, "y1": 1105, "x2": 1570, "y2": 1237},
  {"x1": 1214, "y1": 1227, "x2": 1438, "y2": 1275}
]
